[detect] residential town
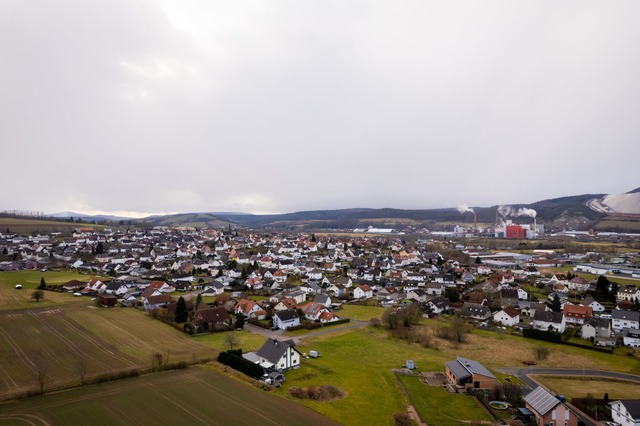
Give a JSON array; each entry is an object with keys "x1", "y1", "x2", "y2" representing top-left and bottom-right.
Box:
[
  {"x1": 2, "y1": 226, "x2": 640, "y2": 348},
  {"x1": 1, "y1": 224, "x2": 640, "y2": 425}
]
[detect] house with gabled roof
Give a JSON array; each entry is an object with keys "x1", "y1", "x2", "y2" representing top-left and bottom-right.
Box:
[
  {"x1": 313, "y1": 293, "x2": 332, "y2": 308},
  {"x1": 192, "y1": 307, "x2": 231, "y2": 331},
  {"x1": 580, "y1": 296, "x2": 605, "y2": 313},
  {"x1": 532, "y1": 310, "x2": 565, "y2": 333},
  {"x1": 302, "y1": 302, "x2": 328, "y2": 321},
  {"x1": 612, "y1": 310, "x2": 640, "y2": 332},
  {"x1": 234, "y1": 299, "x2": 266, "y2": 319},
  {"x1": 493, "y1": 306, "x2": 520, "y2": 327},
  {"x1": 426, "y1": 296, "x2": 449, "y2": 315},
  {"x1": 609, "y1": 399, "x2": 640, "y2": 426},
  {"x1": 143, "y1": 294, "x2": 174, "y2": 311},
  {"x1": 353, "y1": 284, "x2": 373, "y2": 300},
  {"x1": 256, "y1": 338, "x2": 301, "y2": 371},
  {"x1": 273, "y1": 309, "x2": 300, "y2": 330},
  {"x1": 274, "y1": 297, "x2": 297, "y2": 312},
  {"x1": 461, "y1": 302, "x2": 491, "y2": 321},
  {"x1": 444, "y1": 357, "x2": 496, "y2": 390},
  {"x1": 563, "y1": 304, "x2": 593, "y2": 325},
  {"x1": 618, "y1": 285, "x2": 640, "y2": 303},
  {"x1": 524, "y1": 386, "x2": 578, "y2": 426}
]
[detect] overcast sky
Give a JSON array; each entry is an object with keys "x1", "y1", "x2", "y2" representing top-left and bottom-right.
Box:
[{"x1": 1, "y1": 1, "x2": 639, "y2": 217}]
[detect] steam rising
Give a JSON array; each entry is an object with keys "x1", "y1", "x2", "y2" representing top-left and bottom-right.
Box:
[{"x1": 457, "y1": 204, "x2": 475, "y2": 214}]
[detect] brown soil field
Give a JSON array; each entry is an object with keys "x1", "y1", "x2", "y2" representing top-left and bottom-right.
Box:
[
  {"x1": 0, "y1": 306, "x2": 213, "y2": 400},
  {"x1": 0, "y1": 367, "x2": 339, "y2": 425}
]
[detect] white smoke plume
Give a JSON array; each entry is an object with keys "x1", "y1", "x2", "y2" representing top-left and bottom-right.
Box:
[
  {"x1": 497, "y1": 205, "x2": 512, "y2": 218},
  {"x1": 515, "y1": 208, "x2": 537, "y2": 218},
  {"x1": 457, "y1": 204, "x2": 475, "y2": 214}
]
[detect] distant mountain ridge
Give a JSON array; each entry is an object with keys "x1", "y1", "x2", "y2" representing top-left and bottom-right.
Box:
[{"x1": 48, "y1": 187, "x2": 640, "y2": 232}]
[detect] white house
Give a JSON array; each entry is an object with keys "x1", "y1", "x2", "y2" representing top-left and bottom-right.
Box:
[
  {"x1": 622, "y1": 328, "x2": 640, "y2": 348},
  {"x1": 272, "y1": 309, "x2": 301, "y2": 330},
  {"x1": 492, "y1": 307, "x2": 520, "y2": 327},
  {"x1": 581, "y1": 296, "x2": 605, "y2": 313},
  {"x1": 532, "y1": 310, "x2": 566, "y2": 333},
  {"x1": 353, "y1": 285, "x2": 373, "y2": 300},
  {"x1": 609, "y1": 399, "x2": 640, "y2": 426},
  {"x1": 612, "y1": 310, "x2": 640, "y2": 332},
  {"x1": 256, "y1": 338, "x2": 301, "y2": 371},
  {"x1": 426, "y1": 297, "x2": 449, "y2": 314}
]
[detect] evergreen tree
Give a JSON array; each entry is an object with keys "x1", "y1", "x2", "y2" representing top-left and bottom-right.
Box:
[
  {"x1": 174, "y1": 297, "x2": 188, "y2": 323},
  {"x1": 38, "y1": 277, "x2": 46, "y2": 290},
  {"x1": 311, "y1": 234, "x2": 316, "y2": 242},
  {"x1": 195, "y1": 293, "x2": 203, "y2": 309},
  {"x1": 235, "y1": 313, "x2": 245, "y2": 329},
  {"x1": 551, "y1": 294, "x2": 561, "y2": 312},
  {"x1": 596, "y1": 275, "x2": 610, "y2": 296},
  {"x1": 2, "y1": 247, "x2": 7, "y2": 255},
  {"x1": 475, "y1": 256, "x2": 482, "y2": 264},
  {"x1": 95, "y1": 242, "x2": 104, "y2": 255}
]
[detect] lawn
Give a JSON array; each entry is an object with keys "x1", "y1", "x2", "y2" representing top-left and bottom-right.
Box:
[
  {"x1": 536, "y1": 376, "x2": 640, "y2": 400},
  {"x1": 0, "y1": 271, "x2": 107, "y2": 310},
  {"x1": 337, "y1": 304, "x2": 387, "y2": 322},
  {"x1": 0, "y1": 367, "x2": 338, "y2": 426},
  {"x1": 398, "y1": 376, "x2": 493, "y2": 424},
  {"x1": 278, "y1": 328, "x2": 410, "y2": 426}
]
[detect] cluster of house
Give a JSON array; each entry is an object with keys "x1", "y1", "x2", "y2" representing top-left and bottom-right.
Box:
[
  {"x1": 454, "y1": 269, "x2": 640, "y2": 348},
  {"x1": 2, "y1": 227, "x2": 640, "y2": 344},
  {"x1": 445, "y1": 356, "x2": 640, "y2": 426}
]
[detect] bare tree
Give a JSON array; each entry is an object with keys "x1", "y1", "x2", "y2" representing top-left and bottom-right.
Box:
[
  {"x1": 224, "y1": 333, "x2": 239, "y2": 351},
  {"x1": 76, "y1": 353, "x2": 87, "y2": 386},
  {"x1": 36, "y1": 363, "x2": 47, "y2": 395},
  {"x1": 451, "y1": 315, "x2": 466, "y2": 343},
  {"x1": 533, "y1": 346, "x2": 550, "y2": 361},
  {"x1": 31, "y1": 290, "x2": 45, "y2": 302}
]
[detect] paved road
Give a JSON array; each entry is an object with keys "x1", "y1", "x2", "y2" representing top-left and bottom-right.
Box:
[
  {"x1": 243, "y1": 320, "x2": 368, "y2": 344},
  {"x1": 498, "y1": 368, "x2": 640, "y2": 426}
]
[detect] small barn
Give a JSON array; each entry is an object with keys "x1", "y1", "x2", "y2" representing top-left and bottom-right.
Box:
[{"x1": 98, "y1": 294, "x2": 118, "y2": 307}]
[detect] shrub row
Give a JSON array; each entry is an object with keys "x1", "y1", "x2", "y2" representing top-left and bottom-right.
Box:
[
  {"x1": 217, "y1": 351, "x2": 264, "y2": 379},
  {"x1": 288, "y1": 385, "x2": 345, "y2": 401}
]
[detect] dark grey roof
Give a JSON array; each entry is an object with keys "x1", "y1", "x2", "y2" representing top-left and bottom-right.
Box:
[
  {"x1": 445, "y1": 359, "x2": 470, "y2": 380},
  {"x1": 611, "y1": 310, "x2": 640, "y2": 322},
  {"x1": 275, "y1": 309, "x2": 299, "y2": 321},
  {"x1": 256, "y1": 338, "x2": 296, "y2": 364},
  {"x1": 585, "y1": 316, "x2": 610, "y2": 328},
  {"x1": 313, "y1": 294, "x2": 330, "y2": 304},
  {"x1": 533, "y1": 310, "x2": 563, "y2": 324},
  {"x1": 615, "y1": 400, "x2": 640, "y2": 418},
  {"x1": 462, "y1": 302, "x2": 490, "y2": 317},
  {"x1": 429, "y1": 296, "x2": 449, "y2": 309},
  {"x1": 445, "y1": 357, "x2": 495, "y2": 381},
  {"x1": 500, "y1": 289, "x2": 518, "y2": 299},
  {"x1": 524, "y1": 386, "x2": 560, "y2": 415}
]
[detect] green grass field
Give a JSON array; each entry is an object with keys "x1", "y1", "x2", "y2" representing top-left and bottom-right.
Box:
[
  {"x1": 535, "y1": 376, "x2": 640, "y2": 400},
  {"x1": 398, "y1": 376, "x2": 493, "y2": 424},
  {"x1": 0, "y1": 271, "x2": 108, "y2": 311},
  {"x1": 0, "y1": 367, "x2": 338, "y2": 426}
]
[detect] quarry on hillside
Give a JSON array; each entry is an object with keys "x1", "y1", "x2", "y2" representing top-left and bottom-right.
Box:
[{"x1": 588, "y1": 192, "x2": 640, "y2": 215}]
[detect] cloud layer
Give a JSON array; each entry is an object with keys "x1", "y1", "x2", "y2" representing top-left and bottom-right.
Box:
[{"x1": 1, "y1": 1, "x2": 638, "y2": 215}]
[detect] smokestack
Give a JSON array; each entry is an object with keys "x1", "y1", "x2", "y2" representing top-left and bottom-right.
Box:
[{"x1": 473, "y1": 211, "x2": 477, "y2": 231}]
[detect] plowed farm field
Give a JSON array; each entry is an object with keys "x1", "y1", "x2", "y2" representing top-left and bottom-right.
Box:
[
  {"x1": 0, "y1": 306, "x2": 214, "y2": 400},
  {"x1": 0, "y1": 367, "x2": 338, "y2": 426}
]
